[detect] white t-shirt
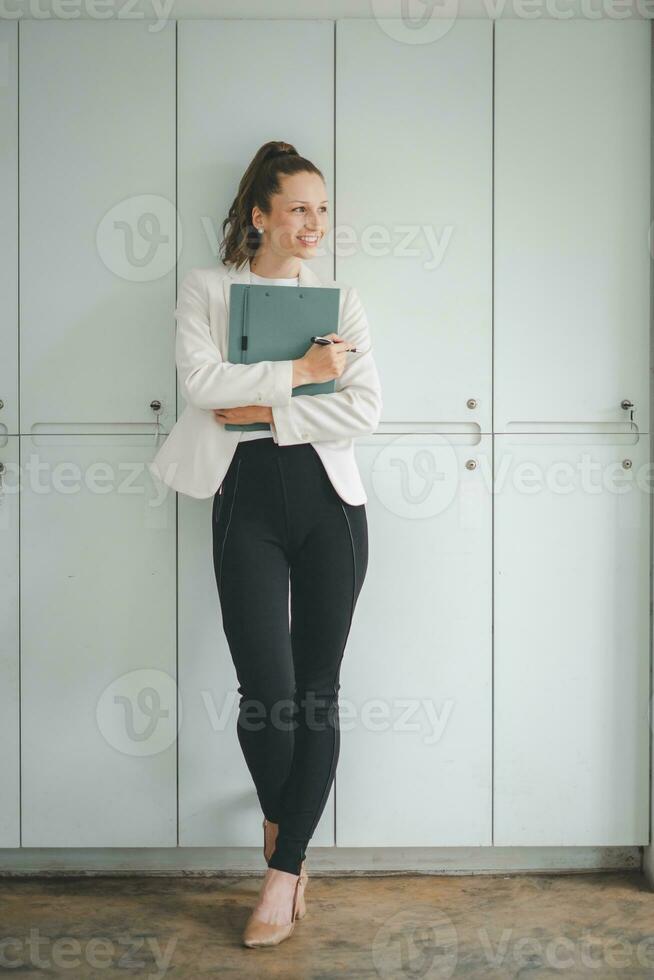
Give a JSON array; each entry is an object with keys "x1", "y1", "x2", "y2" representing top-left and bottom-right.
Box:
[{"x1": 239, "y1": 270, "x2": 299, "y2": 442}]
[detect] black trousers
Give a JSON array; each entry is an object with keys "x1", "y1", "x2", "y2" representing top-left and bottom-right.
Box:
[{"x1": 212, "y1": 436, "x2": 368, "y2": 876}]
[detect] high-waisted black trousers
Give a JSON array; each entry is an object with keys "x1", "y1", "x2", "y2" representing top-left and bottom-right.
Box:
[{"x1": 211, "y1": 436, "x2": 368, "y2": 876}]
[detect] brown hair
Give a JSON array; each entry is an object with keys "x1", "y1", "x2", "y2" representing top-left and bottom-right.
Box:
[{"x1": 219, "y1": 140, "x2": 324, "y2": 271}]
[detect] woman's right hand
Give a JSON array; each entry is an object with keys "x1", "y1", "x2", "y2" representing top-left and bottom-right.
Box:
[{"x1": 292, "y1": 333, "x2": 352, "y2": 387}]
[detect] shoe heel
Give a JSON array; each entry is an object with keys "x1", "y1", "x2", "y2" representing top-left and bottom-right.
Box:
[
  {"x1": 294, "y1": 861, "x2": 308, "y2": 920},
  {"x1": 292, "y1": 871, "x2": 303, "y2": 922}
]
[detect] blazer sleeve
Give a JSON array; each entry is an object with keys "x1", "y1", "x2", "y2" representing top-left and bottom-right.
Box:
[
  {"x1": 175, "y1": 268, "x2": 295, "y2": 410},
  {"x1": 270, "y1": 285, "x2": 383, "y2": 445}
]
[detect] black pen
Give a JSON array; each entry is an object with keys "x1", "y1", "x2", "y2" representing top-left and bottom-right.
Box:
[{"x1": 311, "y1": 335, "x2": 360, "y2": 353}]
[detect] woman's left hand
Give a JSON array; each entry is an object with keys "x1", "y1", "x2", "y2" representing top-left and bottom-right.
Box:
[{"x1": 213, "y1": 405, "x2": 273, "y2": 426}]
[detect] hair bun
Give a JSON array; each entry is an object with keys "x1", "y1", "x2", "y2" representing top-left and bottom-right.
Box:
[{"x1": 268, "y1": 144, "x2": 297, "y2": 160}]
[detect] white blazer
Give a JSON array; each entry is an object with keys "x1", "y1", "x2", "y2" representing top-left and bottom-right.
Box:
[{"x1": 148, "y1": 259, "x2": 383, "y2": 505}]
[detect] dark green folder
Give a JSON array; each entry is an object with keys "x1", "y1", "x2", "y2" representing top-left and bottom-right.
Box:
[{"x1": 226, "y1": 282, "x2": 341, "y2": 431}]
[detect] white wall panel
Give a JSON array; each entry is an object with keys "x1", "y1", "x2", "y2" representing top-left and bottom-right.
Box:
[
  {"x1": 336, "y1": 19, "x2": 492, "y2": 429},
  {"x1": 21, "y1": 436, "x2": 176, "y2": 846},
  {"x1": 0, "y1": 438, "x2": 19, "y2": 846},
  {"x1": 20, "y1": 20, "x2": 176, "y2": 435},
  {"x1": 495, "y1": 435, "x2": 650, "y2": 845},
  {"x1": 0, "y1": 22, "x2": 17, "y2": 435},
  {"x1": 495, "y1": 20, "x2": 651, "y2": 433}
]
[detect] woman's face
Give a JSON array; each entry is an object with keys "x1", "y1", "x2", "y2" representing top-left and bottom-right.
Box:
[{"x1": 253, "y1": 171, "x2": 329, "y2": 258}]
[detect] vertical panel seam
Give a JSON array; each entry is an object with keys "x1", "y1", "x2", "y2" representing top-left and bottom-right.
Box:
[
  {"x1": 276, "y1": 455, "x2": 291, "y2": 552},
  {"x1": 217, "y1": 458, "x2": 242, "y2": 599}
]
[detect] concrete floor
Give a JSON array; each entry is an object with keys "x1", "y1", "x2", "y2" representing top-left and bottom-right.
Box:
[{"x1": 1, "y1": 870, "x2": 653, "y2": 978}]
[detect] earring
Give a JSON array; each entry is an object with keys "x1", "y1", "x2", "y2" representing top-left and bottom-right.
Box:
[{"x1": 256, "y1": 227, "x2": 263, "y2": 234}]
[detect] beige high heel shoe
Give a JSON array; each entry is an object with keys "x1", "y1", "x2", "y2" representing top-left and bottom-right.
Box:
[
  {"x1": 242, "y1": 869, "x2": 304, "y2": 948},
  {"x1": 262, "y1": 818, "x2": 308, "y2": 919}
]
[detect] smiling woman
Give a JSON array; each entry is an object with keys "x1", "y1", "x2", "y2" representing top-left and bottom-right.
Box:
[{"x1": 164, "y1": 140, "x2": 383, "y2": 951}]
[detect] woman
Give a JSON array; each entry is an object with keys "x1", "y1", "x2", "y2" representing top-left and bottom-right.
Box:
[{"x1": 149, "y1": 140, "x2": 383, "y2": 947}]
